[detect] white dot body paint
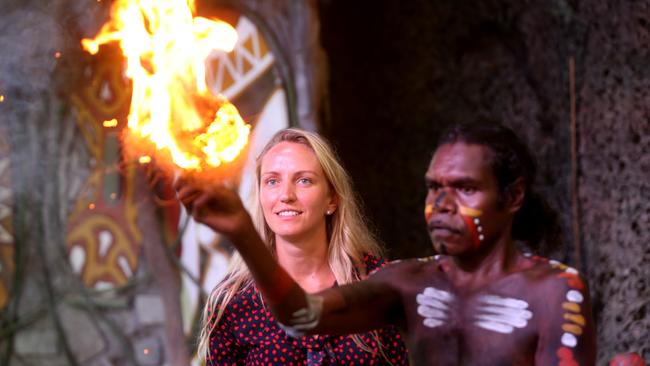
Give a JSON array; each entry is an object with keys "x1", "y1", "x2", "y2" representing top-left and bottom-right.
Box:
[
  {"x1": 566, "y1": 267, "x2": 579, "y2": 275},
  {"x1": 561, "y1": 333, "x2": 578, "y2": 347},
  {"x1": 567, "y1": 290, "x2": 584, "y2": 303},
  {"x1": 473, "y1": 218, "x2": 480, "y2": 225}
]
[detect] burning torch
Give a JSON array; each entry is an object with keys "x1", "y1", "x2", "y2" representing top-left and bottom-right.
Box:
[{"x1": 81, "y1": 0, "x2": 251, "y2": 183}]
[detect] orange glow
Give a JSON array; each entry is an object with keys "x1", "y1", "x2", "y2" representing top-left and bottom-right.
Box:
[
  {"x1": 143, "y1": 348, "x2": 149, "y2": 355},
  {"x1": 138, "y1": 156, "x2": 152, "y2": 164},
  {"x1": 103, "y1": 118, "x2": 118, "y2": 127},
  {"x1": 0, "y1": 95, "x2": 4, "y2": 103},
  {"x1": 54, "y1": 51, "x2": 62, "y2": 58},
  {"x1": 89, "y1": 203, "x2": 96, "y2": 210},
  {"x1": 81, "y1": 0, "x2": 250, "y2": 172}
]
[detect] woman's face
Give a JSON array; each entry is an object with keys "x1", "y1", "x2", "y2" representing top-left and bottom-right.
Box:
[{"x1": 259, "y1": 141, "x2": 337, "y2": 243}]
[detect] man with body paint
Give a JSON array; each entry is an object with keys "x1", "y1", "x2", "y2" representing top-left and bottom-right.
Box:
[{"x1": 176, "y1": 123, "x2": 597, "y2": 365}]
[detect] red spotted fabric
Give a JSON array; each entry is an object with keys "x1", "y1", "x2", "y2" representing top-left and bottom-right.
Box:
[{"x1": 206, "y1": 255, "x2": 409, "y2": 365}]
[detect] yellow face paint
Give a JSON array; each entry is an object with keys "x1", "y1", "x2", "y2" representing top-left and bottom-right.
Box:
[
  {"x1": 458, "y1": 205, "x2": 482, "y2": 217},
  {"x1": 425, "y1": 203, "x2": 433, "y2": 216}
]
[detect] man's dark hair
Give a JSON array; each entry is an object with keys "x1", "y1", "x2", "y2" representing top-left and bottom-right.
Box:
[{"x1": 437, "y1": 122, "x2": 562, "y2": 254}]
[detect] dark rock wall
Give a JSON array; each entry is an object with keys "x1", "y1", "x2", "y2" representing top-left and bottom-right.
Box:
[{"x1": 319, "y1": 0, "x2": 649, "y2": 361}]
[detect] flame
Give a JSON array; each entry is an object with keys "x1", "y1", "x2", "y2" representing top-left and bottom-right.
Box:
[
  {"x1": 103, "y1": 118, "x2": 118, "y2": 127},
  {"x1": 82, "y1": 0, "x2": 250, "y2": 172}
]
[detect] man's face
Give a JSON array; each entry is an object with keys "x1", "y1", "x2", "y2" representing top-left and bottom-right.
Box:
[{"x1": 424, "y1": 142, "x2": 513, "y2": 256}]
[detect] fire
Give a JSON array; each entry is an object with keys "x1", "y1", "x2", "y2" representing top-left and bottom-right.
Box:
[{"x1": 82, "y1": 0, "x2": 250, "y2": 172}]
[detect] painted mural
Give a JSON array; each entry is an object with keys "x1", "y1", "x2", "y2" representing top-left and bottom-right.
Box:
[{"x1": 66, "y1": 47, "x2": 143, "y2": 289}]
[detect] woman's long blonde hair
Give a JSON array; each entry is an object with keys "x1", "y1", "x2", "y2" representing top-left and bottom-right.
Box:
[{"x1": 197, "y1": 128, "x2": 384, "y2": 360}]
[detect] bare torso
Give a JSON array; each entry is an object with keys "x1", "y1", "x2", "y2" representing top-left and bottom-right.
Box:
[{"x1": 365, "y1": 254, "x2": 594, "y2": 366}]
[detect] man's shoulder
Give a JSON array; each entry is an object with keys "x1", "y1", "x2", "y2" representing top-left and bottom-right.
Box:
[
  {"x1": 517, "y1": 254, "x2": 588, "y2": 293},
  {"x1": 368, "y1": 255, "x2": 445, "y2": 278}
]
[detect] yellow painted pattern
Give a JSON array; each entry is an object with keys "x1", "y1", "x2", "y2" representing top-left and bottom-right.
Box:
[
  {"x1": 562, "y1": 301, "x2": 580, "y2": 312},
  {"x1": 458, "y1": 205, "x2": 482, "y2": 217},
  {"x1": 67, "y1": 215, "x2": 137, "y2": 285},
  {"x1": 66, "y1": 48, "x2": 142, "y2": 288},
  {"x1": 562, "y1": 323, "x2": 583, "y2": 335},
  {"x1": 564, "y1": 313, "x2": 586, "y2": 326},
  {"x1": 424, "y1": 204, "x2": 433, "y2": 216}
]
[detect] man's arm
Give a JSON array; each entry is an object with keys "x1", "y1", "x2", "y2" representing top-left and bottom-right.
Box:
[
  {"x1": 176, "y1": 180, "x2": 400, "y2": 335},
  {"x1": 535, "y1": 269, "x2": 596, "y2": 365}
]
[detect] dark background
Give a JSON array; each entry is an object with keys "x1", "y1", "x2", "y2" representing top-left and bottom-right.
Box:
[{"x1": 317, "y1": 0, "x2": 649, "y2": 360}]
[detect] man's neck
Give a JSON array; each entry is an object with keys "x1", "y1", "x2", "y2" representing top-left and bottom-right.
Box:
[{"x1": 447, "y1": 236, "x2": 520, "y2": 292}]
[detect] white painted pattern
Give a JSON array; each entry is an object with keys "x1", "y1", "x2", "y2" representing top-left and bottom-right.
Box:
[
  {"x1": 566, "y1": 290, "x2": 584, "y2": 303},
  {"x1": 416, "y1": 287, "x2": 454, "y2": 328},
  {"x1": 279, "y1": 294, "x2": 324, "y2": 338},
  {"x1": 561, "y1": 332, "x2": 578, "y2": 347},
  {"x1": 474, "y1": 294, "x2": 533, "y2": 334},
  {"x1": 207, "y1": 17, "x2": 274, "y2": 100}
]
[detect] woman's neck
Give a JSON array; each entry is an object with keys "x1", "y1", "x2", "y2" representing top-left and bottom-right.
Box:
[{"x1": 275, "y1": 235, "x2": 335, "y2": 293}]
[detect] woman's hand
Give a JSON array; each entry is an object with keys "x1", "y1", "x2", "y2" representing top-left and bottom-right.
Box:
[{"x1": 173, "y1": 175, "x2": 253, "y2": 239}]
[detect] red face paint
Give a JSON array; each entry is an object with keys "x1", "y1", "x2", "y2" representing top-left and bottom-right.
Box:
[
  {"x1": 459, "y1": 205, "x2": 483, "y2": 249},
  {"x1": 424, "y1": 203, "x2": 433, "y2": 222}
]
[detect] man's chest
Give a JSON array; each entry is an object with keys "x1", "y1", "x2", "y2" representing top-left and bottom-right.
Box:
[{"x1": 398, "y1": 274, "x2": 539, "y2": 365}]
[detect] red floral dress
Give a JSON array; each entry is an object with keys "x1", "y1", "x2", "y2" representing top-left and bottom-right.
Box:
[{"x1": 206, "y1": 255, "x2": 409, "y2": 365}]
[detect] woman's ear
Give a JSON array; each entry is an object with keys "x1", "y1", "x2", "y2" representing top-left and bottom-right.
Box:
[
  {"x1": 507, "y1": 178, "x2": 526, "y2": 214},
  {"x1": 327, "y1": 193, "x2": 339, "y2": 215}
]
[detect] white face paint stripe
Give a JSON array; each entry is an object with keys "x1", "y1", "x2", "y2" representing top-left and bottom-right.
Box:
[{"x1": 566, "y1": 290, "x2": 584, "y2": 303}]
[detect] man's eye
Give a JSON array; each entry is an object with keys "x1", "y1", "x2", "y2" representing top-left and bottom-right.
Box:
[
  {"x1": 459, "y1": 187, "x2": 476, "y2": 194},
  {"x1": 265, "y1": 179, "x2": 278, "y2": 186}
]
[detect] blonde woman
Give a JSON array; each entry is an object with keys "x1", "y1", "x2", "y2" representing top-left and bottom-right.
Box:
[{"x1": 194, "y1": 128, "x2": 408, "y2": 365}]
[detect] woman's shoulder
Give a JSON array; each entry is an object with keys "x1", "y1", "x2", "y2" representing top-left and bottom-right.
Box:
[
  {"x1": 361, "y1": 253, "x2": 386, "y2": 273},
  {"x1": 216, "y1": 281, "x2": 262, "y2": 313}
]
